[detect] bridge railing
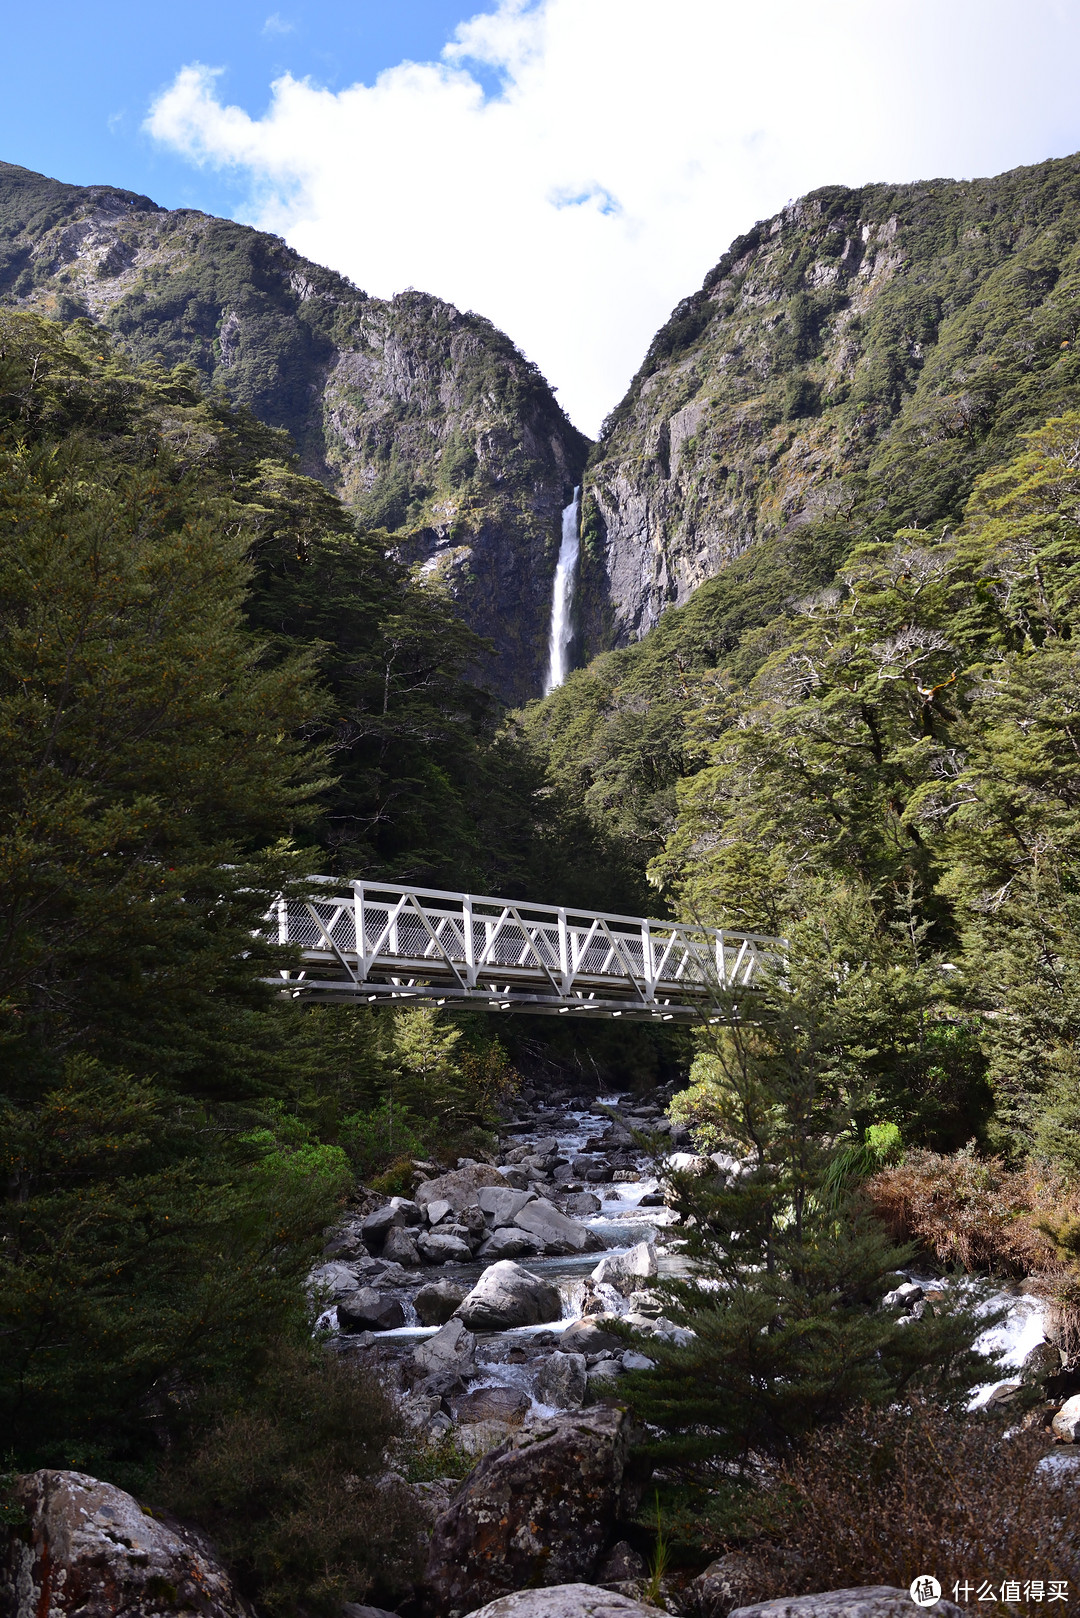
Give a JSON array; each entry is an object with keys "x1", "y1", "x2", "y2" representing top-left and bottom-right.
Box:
[{"x1": 270, "y1": 881, "x2": 780, "y2": 1020}]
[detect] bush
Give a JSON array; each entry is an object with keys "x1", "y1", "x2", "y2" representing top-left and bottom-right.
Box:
[
  {"x1": 758, "y1": 1400, "x2": 1079, "y2": 1597},
  {"x1": 157, "y1": 1343, "x2": 424, "y2": 1617},
  {"x1": 864, "y1": 1148, "x2": 1079, "y2": 1276}
]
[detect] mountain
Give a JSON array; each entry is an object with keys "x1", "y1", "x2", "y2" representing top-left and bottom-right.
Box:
[
  {"x1": 0, "y1": 160, "x2": 589, "y2": 704},
  {"x1": 576, "y1": 151, "x2": 1080, "y2": 658}
]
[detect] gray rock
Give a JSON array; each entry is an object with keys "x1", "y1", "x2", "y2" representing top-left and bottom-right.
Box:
[
  {"x1": 478, "y1": 1185, "x2": 537, "y2": 1226},
  {"x1": 561, "y1": 1191, "x2": 603, "y2": 1218},
  {"x1": 415, "y1": 1164, "x2": 508, "y2": 1212},
  {"x1": 620, "y1": 1350, "x2": 655, "y2": 1371},
  {"x1": 881, "y1": 1281, "x2": 923, "y2": 1309},
  {"x1": 425, "y1": 1412, "x2": 649, "y2": 1611},
  {"x1": 458, "y1": 1260, "x2": 563, "y2": 1330},
  {"x1": 450, "y1": 1385, "x2": 531, "y2": 1426},
  {"x1": 598, "y1": 1544, "x2": 647, "y2": 1583},
  {"x1": 514, "y1": 1197, "x2": 606, "y2": 1256},
  {"x1": 381, "y1": 1226, "x2": 421, "y2": 1267},
  {"x1": 0, "y1": 1470, "x2": 252, "y2": 1618},
  {"x1": 413, "y1": 1278, "x2": 467, "y2": 1326},
  {"x1": 731, "y1": 1592, "x2": 962, "y2": 1618},
  {"x1": 502, "y1": 1166, "x2": 532, "y2": 1189},
  {"x1": 591, "y1": 1241, "x2": 656, "y2": 1287},
  {"x1": 413, "y1": 1317, "x2": 477, "y2": 1378},
  {"x1": 417, "y1": 1230, "x2": 473, "y2": 1264},
  {"x1": 536, "y1": 1350, "x2": 588, "y2": 1410},
  {"x1": 337, "y1": 1288, "x2": 406, "y2": 1332},
  {"x1": 389, "y1": 1196, "x2": 423, "y2": 1226},
  {"x1": 1052, "y1": 1392, "x2": 1080, "y2": 1440},
  {"x1": 426, "y1": 1198, "x2": 453, "y2": 1226},
  {"x1": 560, "y1": 1320, "x2": 624, "y2": 1356},
  {"x1": 309, "y1": 1261, "x2": 360, "y2": 1298},
  {"x1": 477, "y1": 1227, "x2": 545, "y2": 1261},
  {"x1": 692, "y1": 1552, "x2": 769, "y2": 1618},
  {"x1": 361, "y1": 1203, "x2": 403, "y2": 1250}
]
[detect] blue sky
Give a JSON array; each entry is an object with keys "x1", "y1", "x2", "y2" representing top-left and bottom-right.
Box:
[
  {"x1": 5, "y1": 2, "x2": 1080, "y2": 433},
  {"x1": 0, "y1": 2, "x2": 477, "y2": 215}
]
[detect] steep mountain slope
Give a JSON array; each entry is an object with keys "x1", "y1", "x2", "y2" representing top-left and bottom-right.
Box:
[
  {"x1": 0, "y1": 160, "x2": 589, "y2": 703},
  {"x1": 578, "y1": 151, "x2": 1080, "y2": 656}
]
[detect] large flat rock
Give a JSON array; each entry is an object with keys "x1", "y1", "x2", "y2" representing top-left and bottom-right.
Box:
[{"x1": 416, "y1": 1165, "x2": 508, "y2": 1212}]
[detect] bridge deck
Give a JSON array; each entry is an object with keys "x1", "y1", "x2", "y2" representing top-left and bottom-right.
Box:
[{"x1": 269, "y1": 881, "x2": 776, "y2": 1022}]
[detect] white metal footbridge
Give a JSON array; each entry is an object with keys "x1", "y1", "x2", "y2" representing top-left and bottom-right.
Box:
[{"x1": 269, "y1": 881, "x2": 777, "y2": 1022}]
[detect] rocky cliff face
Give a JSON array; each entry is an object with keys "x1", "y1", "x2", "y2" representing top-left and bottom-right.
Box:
[
  {"x1": 578, "y1": 152, "x2": 1080, "y2": 656},
  {"x1": 0, "y1": 161, "x2": 589, "y2": 704}
]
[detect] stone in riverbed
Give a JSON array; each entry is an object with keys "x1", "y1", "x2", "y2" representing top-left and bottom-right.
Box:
[
  {"x1": 514, "y1": 1197, "x2": 606, "y2": 1255},
  {"x1": 591, "y1": 1241, "x2": 656, "y2": 1288},
  {"x1": 1052, "y1": 1392, "x2": 1080, "y2": 1441},
  {"x1": 477, "y1": 1228, "x2": 544, "y2": 1261},
  {"x1": 417, "y1": 1230, "x2": 472, "y2": 1264},
  {"x1": 560, "y1": 1191, "x2": 602, "y2": 1218},
  {"x1": 458, "y1": 1260, "x2": 563, "y2": 1330},
  {"x1": 425, "y1": 1198, "x2": 453, "y2": 1226},
  {"x1": 413, "y1": 1317, "x2": 477, "y2": 1378},
  {"x1": 337, "y1": 1288, "x2": 406, "y2": 1332},
  {"x1": 415, "y1": 1163, "x2": 508, "y2": 1212},
  {"x1": 450, "y1": 1385, "x2": 531, "y2": 1425},
  {"x1": 413, "y1": 1278, "x2": 467, "y2": 1326},
  {"x1": 536, "y1": 1350, "x2": 587, "y2": 1411},
  {"x1": 425, "y1": 1408, "x2": 648, "y2": 1610},
  {"x1": 382, "y1": 1225, "x2": 421, "y2": 1266},
  {"x1": 310, "y1": 1261, "x2": 360, "y2": 1298},
  {"x1": 560, "y1": 1319, "x2": 624, "y2": 1356},
  {"x1": 0, "y1": 1469, "x2": 252, "y2": 1618},
  {"x1": 478, "y1": 1185, "x2": 537, "y2": 1226}
]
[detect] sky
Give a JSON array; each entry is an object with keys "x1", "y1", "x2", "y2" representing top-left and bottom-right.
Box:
[{"x1": 4, "y1": 1, "x2": 1080, "y2": 435}]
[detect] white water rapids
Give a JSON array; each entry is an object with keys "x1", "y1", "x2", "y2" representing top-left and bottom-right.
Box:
[{"x1": 544, "y1": 487, "x2": 581, "y2": 694}]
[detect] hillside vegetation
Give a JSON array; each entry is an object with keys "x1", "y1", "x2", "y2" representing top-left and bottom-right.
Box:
[{"x1": 0, "y1": 160, "x2": 589, "y2": 702}]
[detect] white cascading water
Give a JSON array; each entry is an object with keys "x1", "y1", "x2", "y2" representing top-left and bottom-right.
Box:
[{"x1": 544, "y1": 487, "x2": 581, "y2": 694}]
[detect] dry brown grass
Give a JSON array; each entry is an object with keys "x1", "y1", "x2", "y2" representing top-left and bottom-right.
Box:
[
  {"x1": 757, "y1": 1400, "x2": 1079, "y2": 1605},
  {"x1": 864, "y1": 1150, "x2": 1079, "y2": 1277}
]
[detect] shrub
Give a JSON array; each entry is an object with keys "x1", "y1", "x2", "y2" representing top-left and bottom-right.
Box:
[
  {"x1": 157, "y1": 1342, "x2": 424, "y2": 1617},
  {"x1": 760, "y1": 1400, "x2": 1079, "y2": 1598},
  {"x1": 864, "y1": 1148, "x2": 1079, "y2": 1276}
]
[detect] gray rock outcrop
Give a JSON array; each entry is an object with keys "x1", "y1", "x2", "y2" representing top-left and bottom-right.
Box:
[
  {"x1": 414, "y1": 1278, "x2": 467, "y2": 1326},
  {"x1": 337, "y1": 1288, "x2": 406, "y2": 1332},
  {"x1": 415, "y1": 1165, "x2": 508, "y2": 1212},
  {"x1": 425, "y1": 1409, "x2": 648, "y2": 1611},
  {"x1": 536, "y1": 1351, "x2": 588, "y2": 1411},
  {"x1": 0, "y1": 1470, "x2": 251, "y2": 1618}
]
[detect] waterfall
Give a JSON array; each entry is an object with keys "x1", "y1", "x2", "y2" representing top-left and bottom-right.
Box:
[{"x1": 544, "y1": 487, "x2": 581, "y2": 695}]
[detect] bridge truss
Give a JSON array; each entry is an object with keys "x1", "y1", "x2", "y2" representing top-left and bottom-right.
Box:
[{"x1": 269, "y1": 881, "x2": 777, "y2": 1022}]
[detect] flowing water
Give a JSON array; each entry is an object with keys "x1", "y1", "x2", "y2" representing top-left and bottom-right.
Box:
[{"x1": 544, "y1": 487, "x2": 581, "y2": 695}]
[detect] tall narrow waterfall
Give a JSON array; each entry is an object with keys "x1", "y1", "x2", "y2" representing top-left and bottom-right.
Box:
[{"x1": 544, "y1": 486, "x2": 581, "y2": 695}]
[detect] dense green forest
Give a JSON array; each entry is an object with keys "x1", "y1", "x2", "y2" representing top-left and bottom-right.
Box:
[{"x1": 0, "y1": 309, "x2": 634, "y2": 1486}]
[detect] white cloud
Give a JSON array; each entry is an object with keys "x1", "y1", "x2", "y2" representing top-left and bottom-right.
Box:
[
  {"x1": 262, "y1": 13, "x2": 294, "y2": 36},
  {"x1": 147, "y1": 0, "x2": 1080, "y2": 436}
]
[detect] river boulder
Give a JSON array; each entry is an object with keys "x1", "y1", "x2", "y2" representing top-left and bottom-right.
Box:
[
  {"x1": 414, "y1": 1278, "x2": 467, "y2": 1326},
  {"x1": 591, "y1": 1241, "x2": 656, "y2": 1288},
  {"x1": 477, "y1": 1228, "x2": 544, "y2": 1261},
  {"x1": 412, "y1": 1317, "x2": 477, "y2": 1378},
  {"x1": 450, "y1": 1385, "x2": 531, "y2": 1426},
  {"x1": 415, "y1": 1164, "x2": 508, "y2": 1212},
  {"x1": 337, "y1": 1288, "x2": 406, "y2": 1332},
  {"x1": 425, "y1": 1408, "x2": 648, "y2": 1611},
  {"x1": 457, "y1": 1261, "x2": 563, "y2": 1330},
  {"x1": 536, "y1": 1351, "x2": 587, "y2": 1411},
  {"x1": 514, "y1": 1197, "x2": 606, "y2": 1255},
  {"x1": 0, "y1": 1470, "x2": 252, "y2": 1618},
  {"x1": 478, "y1": 1185, "x2": 537, "y2": 1226}
]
